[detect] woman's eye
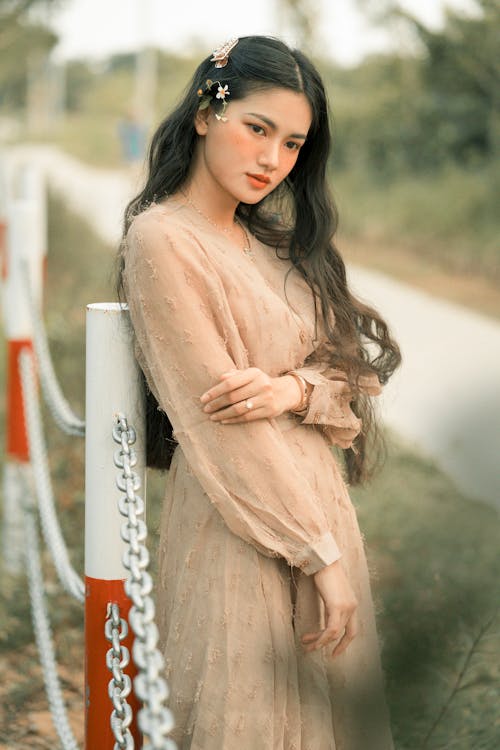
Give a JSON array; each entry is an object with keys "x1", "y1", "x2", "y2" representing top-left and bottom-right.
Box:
[
  {"x1": 249, "y1": 124, "x2": 265, "y2": 135},
  {"x1": 285, "y1": 141, "x2": 300, "y2": 151}
]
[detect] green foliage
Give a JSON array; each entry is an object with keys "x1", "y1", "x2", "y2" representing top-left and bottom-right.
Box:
[
  {"x1": 0, "y1": 0, "x2": 60, "y2": 108},
  {"x1": 323, "y1": 56, "x2": 429, "y2": 175},
  {"x1": 25, "y1": 112, "x2": 123, "y2": 166},
  {"x1": 352, "y1": 432, "x2": 500, "y2": 748},
  {"x1": 62, "y1": 49, "x2": 197, "y2": 120},
  {"x1": 317, "y1": 2, "x2": 500, "y2": 282},
  {"x1": 326, "y1": 0, "x2": 500, "y2": 176},
  {"x1": 64, "y1": 60, "x2": 94, "y2": 111},
  {"x1": 334, "y1": 161, "x2": 500, "y2": 278},
  {"x1": 401, "y1": 0, "x2": 500, "y2": 162},
  {"x1": 277, "y1": 0, "x2": 320, "y2": 50}
]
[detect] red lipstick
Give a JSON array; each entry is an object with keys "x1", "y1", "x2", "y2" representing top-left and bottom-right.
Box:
[{"x1": 247, "y1": 173, "x2": 271, "y2": 189}]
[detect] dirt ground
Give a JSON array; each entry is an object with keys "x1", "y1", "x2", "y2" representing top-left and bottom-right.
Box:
[{"x1": 0, "y1": 638, "x2": 84, "y2": 748}]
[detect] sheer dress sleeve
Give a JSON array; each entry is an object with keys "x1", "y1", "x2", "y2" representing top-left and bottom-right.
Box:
[
  {"x1": 123, "y1": 211, "x2": 342, "y2": 575},
  {"x1": 288, "y1": 342, "x2": 382, "y2": 450}
]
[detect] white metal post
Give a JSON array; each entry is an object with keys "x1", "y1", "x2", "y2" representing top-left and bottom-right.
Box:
[
  {"x1": 84, "y1": 302, "x2": 145, "y2": 749},
  {"x1": 18, "y1": 163, "x2": 48, "y2": 274},
  {"x1": 2, "y1": 198, "x2": 44, "y2": 574},
  {"x1": 0, "y1": 152, "x2": 11, "y2": 283}
]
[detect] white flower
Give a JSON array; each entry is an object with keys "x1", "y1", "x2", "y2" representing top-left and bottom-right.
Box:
[{"x1": 216, "y1": 85, "x2": 229, "y2": 100}]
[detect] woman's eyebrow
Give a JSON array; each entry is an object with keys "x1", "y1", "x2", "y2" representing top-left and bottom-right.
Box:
[{"x1": 245, "y1": 112, "x2": 307, "y2": 140}]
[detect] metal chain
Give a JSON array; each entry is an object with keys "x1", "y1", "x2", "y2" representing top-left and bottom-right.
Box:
[
  {"x1": 20, "y1": 258, "x2": 85, "y2": 436},
  {"x1": 23, "y1": 483, "x2": 80, "y2": 750},
  {"x1": 105, "y1": 602, "x2": 135, "y2": 750},
  {"x1": 113, "y1": 414, "x2": 177, "y2": 750},
  {"x1": 2, "y1": 461, "x2": 26, "y2": 575},
  {"x1": 19, "y1": 348, "x2": 85, "y2": 602}
]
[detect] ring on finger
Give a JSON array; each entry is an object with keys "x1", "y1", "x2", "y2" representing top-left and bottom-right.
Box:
[{"x1": 245, "y1": 399, "x2": 254, "y2": 410}]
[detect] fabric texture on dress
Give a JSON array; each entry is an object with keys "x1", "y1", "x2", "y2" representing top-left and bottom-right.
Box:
[{"x1": 122, "y1": 199, "x2": 394, "y2": 750}]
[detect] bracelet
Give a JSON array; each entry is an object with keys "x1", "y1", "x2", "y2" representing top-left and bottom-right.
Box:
[{"x1": 288, "y1": 372, "x2": 309, "y2": 412}]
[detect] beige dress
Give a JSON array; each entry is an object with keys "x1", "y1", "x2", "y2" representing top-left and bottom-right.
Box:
[{"x1": 123, "y1": 199, "x2": 394, "y2": 750}]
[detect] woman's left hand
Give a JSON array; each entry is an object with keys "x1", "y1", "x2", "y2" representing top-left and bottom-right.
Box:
[{"x1": 199, "y1": 367, "x2": 302, "y2": 424}]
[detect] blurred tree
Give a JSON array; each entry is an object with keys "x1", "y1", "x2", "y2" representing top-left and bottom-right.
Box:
[
  {"x1": 64, "y1": 59, "x2": 94, "y2": 112},
  {"x1": 276, "y1": 0, "x2": 320, "y2": 52},
  {"x1": 399, "y1": 0, "x2": 500, "y2": 161},
  {"x1": 329, "y1": 0, "x2": 499, "y2": 174},
  {"x1": 0, "y1": 0, "x2": 61, "y2": 109},
  {"x1": 108, "y1": 52, "x2": 137, "y2": 74},
  {"x1": 0, "y1": 0, "x2": 61, "y2": 55}
]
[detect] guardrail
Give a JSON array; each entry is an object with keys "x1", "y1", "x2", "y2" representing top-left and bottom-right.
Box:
[{"x1": 1, "y1": 157, "x2": 177, "y2": 749}]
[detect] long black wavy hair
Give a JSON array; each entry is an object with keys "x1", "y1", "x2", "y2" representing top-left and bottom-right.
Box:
[{"x1": 117, "y1": 35, "x2": 401, "y2": 485}]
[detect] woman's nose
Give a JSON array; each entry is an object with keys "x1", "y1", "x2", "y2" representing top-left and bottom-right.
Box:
[{"x1": 257, "y1": 140, "x2": 280, "y2": 171}]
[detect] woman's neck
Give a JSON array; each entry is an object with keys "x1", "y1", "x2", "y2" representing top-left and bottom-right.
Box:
[{"x1": 182, "y1": 154, "x2": 239, "y2": 231}]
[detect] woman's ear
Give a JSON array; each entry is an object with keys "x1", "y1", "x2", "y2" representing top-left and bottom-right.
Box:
[{"x1": 194, "y1": 105, "x2": 210, "y2": 136}]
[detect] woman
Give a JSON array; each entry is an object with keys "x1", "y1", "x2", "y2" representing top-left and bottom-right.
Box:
[{"x1": 119, "y1": 35, "x2": 401, "y2": 750}]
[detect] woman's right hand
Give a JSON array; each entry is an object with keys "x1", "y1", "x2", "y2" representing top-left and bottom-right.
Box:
[{"x1": 301, "y1": 559, "x2": 358, "y2": 659}]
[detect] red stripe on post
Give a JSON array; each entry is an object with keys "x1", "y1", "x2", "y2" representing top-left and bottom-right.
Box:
[
  {"x1": 84, "y1": 575, "x2": 141, "y2": 750},
  {"x1": 6, "y1": 339, "x2": 33, "y2": 461}
]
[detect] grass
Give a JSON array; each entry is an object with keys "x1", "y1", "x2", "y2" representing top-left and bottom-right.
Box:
[
  {"x1": 351, "y1": 435, "x2": 500, "y2": 749},
  {"x1": 0, "y1": 197, "x2": 498, "y2": 748},
  {"x1": 334, "y1": 164, "x2": 499, "y2": 272},
  {"x1": 334, "y1": 163, "x2": 500, "y2": 319},
  {"x1": 7, "y1": 110, "x2": 126, "y2": 169},
  {"x1": 24, "y1": 113, "x2": 126, "y2": 169}
]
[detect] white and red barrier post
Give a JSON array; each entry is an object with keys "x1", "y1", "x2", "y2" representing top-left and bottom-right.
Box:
[
  {"x1": 85, "y1": 303, "x2": 146, "y2": 749},
  {"x1": 18, "y1": 162, "x2": 48, "y2": 286},
  {"x1": 0, "y1": 153, "x2": 11, "y2": 282},
  {"x1": 2, "y1": 194, "x2": 44, "y2": 573}
]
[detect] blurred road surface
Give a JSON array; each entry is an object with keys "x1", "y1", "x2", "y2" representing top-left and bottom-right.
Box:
[
  {"x1": 348, "y1": 266, "x2": 500, "y2": 510},
  {"x1": 4, "y1": 145, "x2": 500, "y2": 510}
]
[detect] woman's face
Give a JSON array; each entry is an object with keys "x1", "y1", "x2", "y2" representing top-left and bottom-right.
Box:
[{"x1": 193, "y1": 86, "x2": 313, "y2": 205}]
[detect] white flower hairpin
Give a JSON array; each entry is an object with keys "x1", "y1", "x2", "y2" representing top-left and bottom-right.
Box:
[
  {"x1": 216, "y1": 84, "x2": 229, "y2": 100},
  {"x1": 197, "y1": 79, "x2": 231, "y2": 121}
]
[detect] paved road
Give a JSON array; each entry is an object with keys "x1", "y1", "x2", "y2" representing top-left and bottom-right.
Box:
[
  {"x1": 4, "y1": 145, "x2": 500, "y2": 510},
  {"x1": 348, "y1": 266, "x2": 500, "y2": 509}
]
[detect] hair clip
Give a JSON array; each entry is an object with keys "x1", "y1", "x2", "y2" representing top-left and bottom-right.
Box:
[{"x1": 210, "y1": 37, "x2": 239, "y2": 68}]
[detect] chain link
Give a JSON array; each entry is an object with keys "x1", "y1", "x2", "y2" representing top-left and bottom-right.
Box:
[
  {"x1": 2, "y1": 461, "x2": 26, "y2": 575},
  {"x1": 20, "y1": 258, "x2": 85, "y2": 436},
  {"x1": 113, "y1": 414, "x2": 177, "y2": 750},
  {"x1": 23, "y1": 482, "x2": 80, "y2": 750},
  {"x1": 105, "y1": 603, "x2": 135, "y2": 750},
  {"x1": 19, "y1": 348, "x2": 85, "y2": 602}
]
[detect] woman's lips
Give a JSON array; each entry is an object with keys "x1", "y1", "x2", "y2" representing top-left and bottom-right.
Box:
[{"x1": 246, "y1": 173, "x2": 271, "y2": 189}]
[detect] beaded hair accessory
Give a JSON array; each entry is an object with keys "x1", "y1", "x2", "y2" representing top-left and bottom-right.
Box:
[
  {"x1": 210, "y1": 37, "x2": 239, "y2": 68},
  {"x1": 196, "y1": 38, "x2": 238, "y2": 122}
]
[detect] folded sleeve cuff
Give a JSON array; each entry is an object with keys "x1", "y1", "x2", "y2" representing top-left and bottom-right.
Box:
[
  {"x1": 289, "y1": 367, "x2": 360, "y2": 427},
  {"x1": 291, "y1": 531, "x2": 342, "y2": 575},
  {"x1": 288, "y1": 367, "x2": 382, "y2": 449}
]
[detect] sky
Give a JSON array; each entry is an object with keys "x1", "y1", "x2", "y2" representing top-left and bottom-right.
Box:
[{"x1": 48, "y1": 0, "x2": 480, "y2": 67}]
